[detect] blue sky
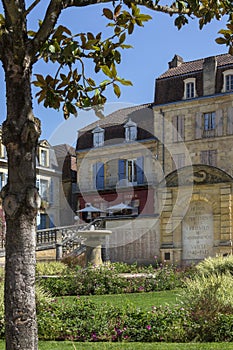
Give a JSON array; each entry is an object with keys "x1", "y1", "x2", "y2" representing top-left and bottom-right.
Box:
[{"x1": 0, "y1": 2, "x2": 228, "y2": 146}]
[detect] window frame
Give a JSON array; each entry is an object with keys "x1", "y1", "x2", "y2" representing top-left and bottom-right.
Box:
[
  {"x1": 203, "y1": 112, "x2": 216, "y2": 138},
  {"x1": 124, "y1": 118, "x2": 137, "y2": 142},
  {"x1": 92, "y1": 126, "x2": 104, "y2": 148},
  {"x1": 40, "y1": 148, "x2": 49, "y2": 167},
  {"x1": 183, "y1": 78, "x2": 197, "y2": 100},
  {"x1": 222, "y1": 69, "x2": 233, "y2": 92}
]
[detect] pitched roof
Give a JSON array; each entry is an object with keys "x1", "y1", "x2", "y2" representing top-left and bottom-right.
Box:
[
  {"x1": 79, "y1": 103, "x2": 152, "y2": 133},
  {"x1": 158, "y1": 53, "x2": 233, "y2": 80},
  {"x1": 53, "y1": 144, "x2": 76, "y2": 158}
]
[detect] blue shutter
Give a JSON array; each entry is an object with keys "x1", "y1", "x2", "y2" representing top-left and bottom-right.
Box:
[
  {"x1": 93, "y1": 162, "x2": 104, "y2": 189},
  {"x1": 136, "y1": 157, "x2": 144, "y2": 185},
  {"x1": 118, "y1": 159, "x2": 125, "y2": 180}
]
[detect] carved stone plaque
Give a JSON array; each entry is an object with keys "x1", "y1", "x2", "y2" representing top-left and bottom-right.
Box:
[{"x1": 182, "y1": 201, "x2": 213, "y2": 261}]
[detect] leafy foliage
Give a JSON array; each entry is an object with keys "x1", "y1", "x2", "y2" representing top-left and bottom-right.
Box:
[
  {"x1": 30, "y1": 1, "x2": 233, "y2": 119},
  {"x1": 33, "y1": 5, "x2": 151, "y2": 119}
]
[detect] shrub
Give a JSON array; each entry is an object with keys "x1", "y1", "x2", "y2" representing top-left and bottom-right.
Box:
[
  {"x1": 196, "y1": 255, "x2": 233, "y2": 276},
  {"x1": 178, "y1": 272, "x2": 233, "y2": 341},
  {"x1": 36, "y1": 297, "x2": 193, "y2": 342},
  {"x1": 38, "y1": 263, "x2": 184, "y2": 296},
  {"x1": 36, "y1": 261, "x2": 69, "y2": 276}
]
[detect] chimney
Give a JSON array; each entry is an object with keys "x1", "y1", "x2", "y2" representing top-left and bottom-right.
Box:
[
  {"x1": 168, "y1": 54, "x2": 184, "y2": 69},
  {"x1": 203, "y1": 56, "x2": 217, "y2": 96}
]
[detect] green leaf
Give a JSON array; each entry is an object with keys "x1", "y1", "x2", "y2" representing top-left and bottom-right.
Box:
[
  {"x1": 116, "y1": 77, "x2": 133, "y2": 86},
  {"x1": 119, "y1": 33, "x2": 126, "y2": 44},
  {"x1": 101, "y1": 65, "x2": 113, "y2": 78},
  {"x1": 113, "y1": 83, "x2": 121, "y2": 98},
  {"x1": 103, "y1": 8, "x2": 113, "y2": 20}
]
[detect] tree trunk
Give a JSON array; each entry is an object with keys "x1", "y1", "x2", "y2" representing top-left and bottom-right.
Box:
[{"x1": 1, "y1": 48, "x2": 41, "y2": 349}]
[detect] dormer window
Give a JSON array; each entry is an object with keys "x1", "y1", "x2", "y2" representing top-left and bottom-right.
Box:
[
  {"x1": 222, "y1": 69, "x2": 233, "y2": 92},
  {"x1": 183, "y1": 78, "x2": 197, "y2": 99},
  {"x1": 92, "y1": 125, "x2": 104, "y2": 147},
  {"x1": 124, "y1": 118, "x2": 137, "y2": 142},
  {"x1": 39, "y1": 148, "x2": 49, "y2": 167}
]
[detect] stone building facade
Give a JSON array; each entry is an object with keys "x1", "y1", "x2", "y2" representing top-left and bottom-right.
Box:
[
  {"x1": 154, "y1": 53, "x2": 233, "y2": 265},
  {"x1": 76, "y1": 104, "x2": 160, "y2": 264},
  {"x1": 76, "y1": 52, "x2": 233, "y2": 266}
]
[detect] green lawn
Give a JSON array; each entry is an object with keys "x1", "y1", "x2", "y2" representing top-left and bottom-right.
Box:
[
  {"x1": 0, "y1": 341, "x2": 233, "y2": 349},
  {"x1": 58, "y1": 290, "x2": 180, "y2": 311}
]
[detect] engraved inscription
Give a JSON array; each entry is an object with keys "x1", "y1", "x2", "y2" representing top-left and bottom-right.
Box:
[{"x1": 182, "y1": 201, "x2": 213, "y2": 261}]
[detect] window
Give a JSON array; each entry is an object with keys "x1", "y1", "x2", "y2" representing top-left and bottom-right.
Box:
[
  {"x1": 203, "y1": 112, "x2": 215, "y2": 137},
  {"x1": 127, "y1": 159, "x2": 137, "y2": 183},
  {"x1": 118, "y1": 157, "x2": 144, "y2": 185},
  {"x1": 226, "y1": 75, "x2": 233, "y2": 91},
  {"x1": 200, "y1": 150, "x2": 217, "y2": 167},
  {"x1": 222, "y1": 69, "x2": 233, "y2": 92},
  {"x1": 40, "y1": 149, "x2": 48, "y2": 167},
  {"x1": 92, "y1": 126, "x2": 104, "y2": 147},
  {"x1": 38, "y1": 179, "x2": 49, "y2": 201},
  {"x1": 124, "y1": 118, "x2": 137, "y2": 142},
  {"x1": 183, "y1": 78, "x2": 196, "y2": 99}
]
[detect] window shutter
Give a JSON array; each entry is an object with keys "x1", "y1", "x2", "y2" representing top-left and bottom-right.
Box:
[
  {"x1": 179, "y1": 115, "x2": 185, "y2": 140},
  {"x1": 200, "y1": 150, "x2": 208, "y2": 164},
  {"x1": 49, "y1": 214, "x2": 54, "y2": 228},
  {"x1": 96, "y1": 162, "x2": 104, "y2": 190},
  {"x1": 136, "y1": 157, "x2": 144, "y2": 184},
  {"x1": 195, "y1": 112, "x2": 202, "y2": 139},
  {"x1": 215, "y1": 110, "x2": 223, "y2": 136},
  {"x1": 227, "y1": 107, "x2": 233, "y2": 135},
  {"x1": 210, "y1": 150, "x2": 217, "y2": 167},
  {"x1": 50, "y1": 179, "x2": 54, "y2": 205},
  {"x1": 118, "y1": 159, "x2": 125, "y2": 181},
  {"x1": 172, "y1": 116, "x2": 178, "y2": 142}
]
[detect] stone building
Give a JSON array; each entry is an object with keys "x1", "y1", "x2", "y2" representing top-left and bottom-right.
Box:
[
  {"x1": 154, "y1": 53, "x2": 233, "y2": 265},
  {"x1": 76, "y1": 52, "x2": 233, "y2": 266},
  {"x1": 76, "y1": 104, "x2": 160, "y2": 264}
]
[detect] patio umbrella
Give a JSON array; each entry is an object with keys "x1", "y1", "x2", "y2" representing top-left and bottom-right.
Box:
[
  {"x1": 77, "y1": 204, "x2": 105, "y2": 213},
  {"x1": 106, "y1": 202, "x2": 134, "y2": 211}
]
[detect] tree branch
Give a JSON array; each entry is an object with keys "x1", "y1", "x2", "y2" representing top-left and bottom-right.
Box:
[
  {"x1": 30, "y1": 0, "x2": 191, "y2": 62},
  {"x1": 25, "y1": 0, "x2": 41, "y2": 17}
]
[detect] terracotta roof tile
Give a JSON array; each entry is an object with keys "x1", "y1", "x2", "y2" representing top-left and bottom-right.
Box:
[{"x1": 158, "y1": 53, "x2": 233, "y2": 80}]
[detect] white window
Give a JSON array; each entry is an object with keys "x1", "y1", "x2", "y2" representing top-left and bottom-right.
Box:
[
  {"x1": 92, "y1": 126, "x2": 104, "y2": 147},
  {"x1": 222, "y1": 69, "x2": 233, "y2": 92},
  {"x1": 40, "y1": 149, "x2": 48, "y2": 167},
  {"x1": 203, "y1": 112, "x2": 215, "y2": 131},
  {"x1": 183, "y1": 78, "x2": 197, "y2": 99},
  {"x1": 39, "y1": 179, "x2": 49, "y2": 201},
  {"x1": 124, "y1": 118, "x2": 137, "y2": 142},
  {"x1": 126, "y1": 159, "x2": 137, "y2": 183}
]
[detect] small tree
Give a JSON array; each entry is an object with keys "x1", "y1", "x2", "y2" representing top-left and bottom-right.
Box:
[{"x1": 0, "y1": 1, "x2": 232, "y2": 349}]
